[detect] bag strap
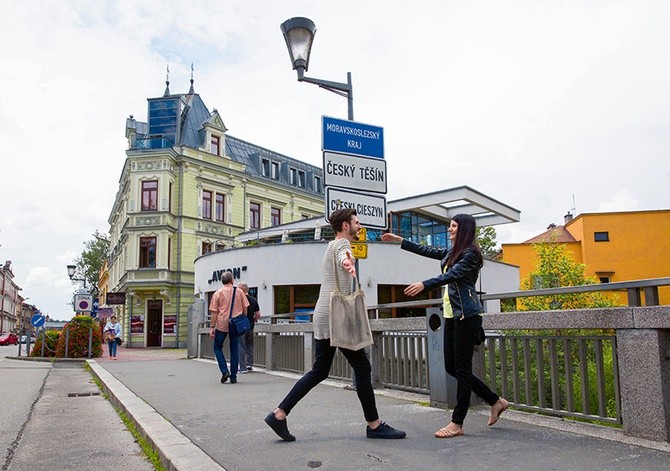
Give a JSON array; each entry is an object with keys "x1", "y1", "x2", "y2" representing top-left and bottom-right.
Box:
[{"x1": 228, "y1": 286, "x2": 237, "y2": 320}]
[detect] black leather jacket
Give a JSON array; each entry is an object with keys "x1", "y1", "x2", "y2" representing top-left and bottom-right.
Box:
[{"x1": 400, "y1": 239, "x2": 483, "y2": 320}]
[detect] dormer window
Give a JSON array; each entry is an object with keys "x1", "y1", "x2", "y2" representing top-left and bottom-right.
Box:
[
  {"x1": 261, "y1": 159, "x2": 270, "y2": 177},
  {"x1": 298, "y1": 170, "x2": 305, "y2": 188},
  {"x1": 290, "y1": 168, "x2": 297, "y2": 185},
  {"x1": 210, "y1": 135, "x2": 220, "y2": 156},
  {"x1": 314, "y1": 176, "x2": 322, "y2": 192}
]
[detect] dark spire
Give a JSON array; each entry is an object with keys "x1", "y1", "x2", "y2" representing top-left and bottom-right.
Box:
[
  {"x1": 189, "y1": 63, "x2": 195, "y2": 94},
  {"x1": 164, "y1": 65, "x2": 171, "y2": 96}
]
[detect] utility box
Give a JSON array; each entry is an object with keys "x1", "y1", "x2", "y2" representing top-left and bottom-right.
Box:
[
  {"x1": 426, "y1": 307, "x2": 457, "y2": 408},
  {"x1": 187, "y1": 299, "x2": 206, "y2": 358}
]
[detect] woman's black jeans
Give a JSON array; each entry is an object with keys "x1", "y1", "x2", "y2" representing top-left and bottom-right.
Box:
[
  {"x1": 444, "y1": 315, "x2": 499, "y2": 425},
  {"x1": 278, "y1": 338, "x2": 380, "y2": 423}
]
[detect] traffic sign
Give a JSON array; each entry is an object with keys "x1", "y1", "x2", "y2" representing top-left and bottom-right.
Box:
[
  {"x1": 322, "y1": 116, "x2": 384, "y2": 158},
  {"x1": 350, "y1": 243, "x2": 368, "y2": 260},
  {"x1": 30, "y1": 313, "x2": 46, "y2": 328},
  {"x1": 326, "y1": 187, "x2": 387, "y2": 229},
  {"x1": 74, "y1": 294, "x2": 94, "y2": 312},
  {"x1": 323, "y1": 152, "x2": 387, "y2": 194}
]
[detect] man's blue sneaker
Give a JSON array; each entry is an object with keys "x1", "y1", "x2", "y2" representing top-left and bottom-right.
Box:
[{"x1": 366, "y1": 421, "x2": 406, "y2": 439}]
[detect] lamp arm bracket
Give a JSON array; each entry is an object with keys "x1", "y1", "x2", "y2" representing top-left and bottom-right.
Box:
[{"x1": 299, "y1": 75, "x2": 351, "y2": 96}]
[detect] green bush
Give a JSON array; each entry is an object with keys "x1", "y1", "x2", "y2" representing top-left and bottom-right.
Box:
[
  {"x1": 54, "y1": 315, "x2": 103, "y2": 358},
  {"x1": 30, "y1": 330, "x2": 61, "y2": 357}
]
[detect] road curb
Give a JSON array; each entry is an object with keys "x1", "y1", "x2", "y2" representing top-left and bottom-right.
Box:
[{"x1": 87, "y1": 359, "x2": 226, "y2": 471}]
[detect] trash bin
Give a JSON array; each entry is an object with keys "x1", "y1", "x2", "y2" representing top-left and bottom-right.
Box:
[
  {"x1": 187, "y1": 299, "x2": 206, "y2": 358},
  {"x1": 426, "y1": 307, "x2": 457, "y2": 408}
]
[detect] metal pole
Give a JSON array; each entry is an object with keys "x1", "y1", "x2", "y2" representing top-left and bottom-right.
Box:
[
  {"x1": 347, "y1": 72, "x2": 354, "y2": 121},
  {"x1": 41, "y1": 329, "x2": 45, "y2": 357},
  {"x1": 88, "y1": 327, "x2": 93, "y2": 358},
  {"x1": 65, "y1": 326, "x2": 69, "y2": 358}
]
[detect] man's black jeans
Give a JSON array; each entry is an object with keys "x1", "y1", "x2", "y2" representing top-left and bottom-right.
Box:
[
  {"x1": 444, "y1": 315, "x2": 499, "y2": 425},
  {"x1": 279, "y1": 338, "x2": 379, "y2": 422}
]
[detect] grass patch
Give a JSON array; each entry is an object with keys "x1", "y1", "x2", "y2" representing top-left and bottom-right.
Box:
[
  {"x1": 88, "y1": 366, "x2": 165, "y2": 471},
  {"x1": 118, "y1": 410, "x2": 166, "y2": 471}
]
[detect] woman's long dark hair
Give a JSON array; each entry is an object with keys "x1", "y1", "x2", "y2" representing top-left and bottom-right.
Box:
[{"x1": 446, "y1": 213, "x2": 483, "y2": 269}]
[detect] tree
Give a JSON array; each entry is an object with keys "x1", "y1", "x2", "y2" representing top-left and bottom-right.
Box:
[
  {"x1": 476, "y1": 226, "x2": 499, "y2": 258},
  {"x1": 517, "y1": 242, "x2": 618, "y2": 311},
  {"x1": 71, "y1": 230, "x2": 110, "y2": 298}
]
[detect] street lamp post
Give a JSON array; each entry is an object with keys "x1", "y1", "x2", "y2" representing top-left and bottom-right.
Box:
[
  {"x1": 66, "y1": 264, "x2": 87, "y2": 290},
  {"x1": 280, "y1": 17, "x2": 354, "y2": 121}
]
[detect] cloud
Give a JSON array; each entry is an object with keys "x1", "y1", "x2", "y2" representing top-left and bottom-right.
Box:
[{"x1": 598, "y1": 189, "x2": 639, "y2": 212}]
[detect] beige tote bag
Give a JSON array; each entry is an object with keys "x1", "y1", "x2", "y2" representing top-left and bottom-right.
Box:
[{"x1": 329, "y1": 257, "x2": 373, "y2": 350}]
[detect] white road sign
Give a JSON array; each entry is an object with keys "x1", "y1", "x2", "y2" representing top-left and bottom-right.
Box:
[
  {"x1": 323, "y1": 152, "x2": 387, "y2": 194},
  {"x1": 326, "y1": 187, "x2": 387, "y2": 229}
]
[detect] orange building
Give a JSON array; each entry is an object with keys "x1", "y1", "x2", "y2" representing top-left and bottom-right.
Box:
[{"x1": 501, "y1": 209, "x2": 670, "y2": 305}]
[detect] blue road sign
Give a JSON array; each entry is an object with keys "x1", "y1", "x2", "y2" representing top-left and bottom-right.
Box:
[
  {"x1": 322, "y1": 116, "x2": 384, "y2": 159},
  {"x1": 30, "y1": 314, "x2": 46, "y2": 328}
]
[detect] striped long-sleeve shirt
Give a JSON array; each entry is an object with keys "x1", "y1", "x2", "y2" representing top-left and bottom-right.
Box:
[{"x1": 313, "y1": 238, "x2": 354, "y2": 340}]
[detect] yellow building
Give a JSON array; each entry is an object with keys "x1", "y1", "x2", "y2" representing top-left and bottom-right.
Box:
[
  {"x1": 501, "y1": 209, "x2": 670, "y2": 305},
  {"x1": 106, "y1": 80, "x2": 324, "y2": 347}
]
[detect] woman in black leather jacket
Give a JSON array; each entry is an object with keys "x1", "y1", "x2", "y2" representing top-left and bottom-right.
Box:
[{"x1": 382, "y1": 213, "x2": 508, "y2": 438}]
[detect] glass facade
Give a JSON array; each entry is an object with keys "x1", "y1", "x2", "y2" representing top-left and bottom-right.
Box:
[
  {"x1": 389, "y1": 211, "x2": 451, "y2": 250},
  {"x1": 148, "y1": 98, "x2": 180, "y2": 145}
]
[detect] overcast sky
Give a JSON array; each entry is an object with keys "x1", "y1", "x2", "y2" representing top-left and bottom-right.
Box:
[{"x1": 1, "y1": 0, "x2": 668, "y2": 321}]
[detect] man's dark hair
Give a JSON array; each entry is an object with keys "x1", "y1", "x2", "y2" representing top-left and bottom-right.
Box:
[
  {"x1": 221, "y1": 271, "x2": 234, "y2": 285},
  {"x1": 330, "y1": 208, "x2": 357, "y2": 233}
]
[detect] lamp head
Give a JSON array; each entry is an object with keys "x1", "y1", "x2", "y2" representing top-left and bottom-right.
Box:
[
  {"x1": 66, "y1": 264, "x2": 76, "y2": 278},
  {"x1": 280, "y1": 17, "x2": 316, "y2": 77}
]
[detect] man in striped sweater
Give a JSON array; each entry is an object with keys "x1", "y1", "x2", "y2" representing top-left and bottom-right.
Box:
[{"x1": 264, "y1": 208, "x2": 406, "y2": 441}]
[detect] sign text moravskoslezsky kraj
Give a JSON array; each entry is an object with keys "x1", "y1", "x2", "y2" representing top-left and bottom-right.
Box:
[{"x1": 322, "y1": 116, "x2": 387, "y2": 229}]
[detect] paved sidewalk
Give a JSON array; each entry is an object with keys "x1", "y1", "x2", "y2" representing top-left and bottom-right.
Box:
[
  {"x1": 0, "y1": 357, "x2": 153, "y2": 471},
  {"x1": 90, "y1": 349, "x2": 670, "y2": 471}
]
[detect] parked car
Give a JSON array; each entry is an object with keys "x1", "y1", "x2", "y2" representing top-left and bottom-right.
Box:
[{"x1": 0, "y1": 332, "x2": 19, "y2": 346}]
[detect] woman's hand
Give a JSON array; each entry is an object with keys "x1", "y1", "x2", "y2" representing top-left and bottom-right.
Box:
[
  {"x1": 404, "y1": 282, "x2": 424, "y2": 297},
  {"x1": 381, "y1": 233, "x2": 403, "y2": 243}
]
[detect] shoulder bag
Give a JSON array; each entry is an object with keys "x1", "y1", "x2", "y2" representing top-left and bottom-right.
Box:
[
  {"x1": 329, "y1": 256, "x2": 373, "y2": 350},
  {"x1": 229, "y1": 287, "x2": 252, "y2": 336}
]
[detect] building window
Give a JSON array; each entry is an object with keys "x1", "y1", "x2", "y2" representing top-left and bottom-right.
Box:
[
  {"x1": 215, "y1": 243, "x2": 225, "y2": 252},
  {"x1": 202, "y1": 242, "x2": 212, "y2": 254},
  {"x1": 210, "y1": 135, "x2": 220, "y2": 156},
  {"x1": 139, "y1": 237, "x2": 157, "y2": 268},
  {"x1": 215, "y1": 193, "x2": 225, "y2": 222},
  {"x1": 168, "y1": 182, "x2": 172, "y2": 213},
  {"x1": 202, "y1": 191, "x2": 212, "y2": 219},
  {"x1": 261, "y1": 159, "x2": 270, "y2": 177},
  {"x1": 250, "y1": 202, "x2": 261, "y2": 229},
  {"x1": 594, "y1": 231, "x2": 610, "y2": 242},
  {"x1": 271, "y1": 207, "x2": 281, "y2": 226},
  {"x1": 141, "y1": 181, "x2": 158, "y2": 211},
  {"x1": 298, "y1": 171, "x2": 305, "y2": 188},
  {"x1": 302, "y1": 214, "x2": 310, "y2": 220},
  {"x1": 290, "y1": 168, "x2": 297, "y2": 185},
  {"x1": 271, "y1": 161, "x2": 280, "y2": 180},
  {"x1": 599, "y1": 276, "x2": 611, "y2": 283},
  {"x1": 314, "y1": 175, "x2": 322, "y2": 192}
]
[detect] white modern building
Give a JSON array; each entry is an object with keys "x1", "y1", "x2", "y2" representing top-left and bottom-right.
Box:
[{"x1": 194, "y1": 186, "x2": 522, "y2": 318}]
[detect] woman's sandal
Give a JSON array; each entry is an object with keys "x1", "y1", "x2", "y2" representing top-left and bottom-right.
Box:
[
  {"x1": 487, "y1": 398, "x2": 509, "y2": 426},
  {"x1": 434, "y1": 426, "x2": 464, "y2": 438}
]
